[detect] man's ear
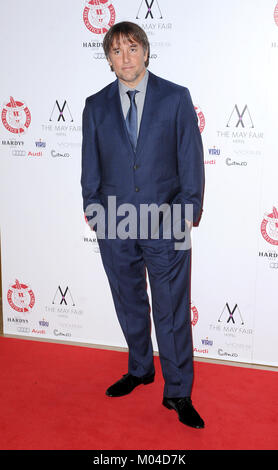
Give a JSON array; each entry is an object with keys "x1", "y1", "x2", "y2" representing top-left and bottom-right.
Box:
[{"x1": 107, "y1": 56, "x2": 113, "y2": 71}]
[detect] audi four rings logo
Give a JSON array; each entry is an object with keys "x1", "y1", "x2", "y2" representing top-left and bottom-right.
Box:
[
  {"x1": 94, "y1": 52, "x2": 106, "y2": 59},
  {"x1": 17, "y1": 327, "x2": 30, "y2": 333},
  {"x1": 12, "y1": 150, "x2": 26, "y2": 156}
]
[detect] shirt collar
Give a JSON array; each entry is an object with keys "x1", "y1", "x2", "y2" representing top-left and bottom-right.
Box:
[{"x1": 118, "y1": 69, "x2": 149, "y2": 97}]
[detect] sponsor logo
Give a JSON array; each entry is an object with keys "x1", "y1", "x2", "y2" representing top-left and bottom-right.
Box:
[
  {"x1": 45, "y1": 285, "x2": 83, "y2": 320},
  {"x1": 35, "y1": 139, "x2": 46, "y2": 148},
  {"x1": 49, "y1": 100, "x2": 73, "y2": 123},
  {"x1": 225, "y1": 341, "x2": 252, "y2": 352},
  {"x1": 226, "y1": 104, "x2": 254, "y2": 129},
  {"x1": 52, "y1": 285, "x2": 75, "y2": 306},
  {"x1": 51, "y1": 150, "x2": 70, "y2": 158},
  {"x1": 218, "y1": 348, "x2": 238, "y2": 358},
  {"x1": 194, "y1": 105, "x2": 205, "y2": 133},
  {"x1": 11, "y1": 150, "x2": 26, "y2": 156},
  {"x1": 39, "y1": 318, "x2": 49, "y2": 327},
  {"x1": 83, "y1": 0, "x2": 116, "y2": 35},
  {"x1": 32, "y1": 329, "x2": 46, "y2": 335},
  {"x1": 136, "y1": 0, "x2": 172, "y2": 43},
  {"x1": 136, "y1": 0, "x2": 163, "y2": 20},
  {"x1": 201, "y1": 337, "x2": 213, "y2": 346},
  {"x1": 10, "y1": 149, "x2": 43, "y2": 157},
  {"x1": 53, "y1": 329, "x2": 72, "y2": 338},
  {"x1": 209, "y1": 303, "x2": 252, "y2": 341},
  {"x1": 218, "y1": 302, "x2": 244, "y2": 325},
  {"x1": 7, "y1": 317, "x2": 29, "y2": 324},
  {"x1": 217, "y1": 104, "x2": 263, "y2": 145},
  {"x1": 208, "y1": 146, "x2": 220, "y2": 156},
  {"x1": 58, "y1": 321, "x2": 83, "y2": 330},
  {"x1": 226, "y1": 157, "x2": 247, "y2": 166},
  {"x1": 17, "y1": 327, "x2": 30, "y2": 334},
  {"x1": 57, "y1": 141, "x2": 81, "y2": 148},
  {"x1": 1, "y1": 97, "x2": 31, "y2": 134},
  {"x1": 194, "y1": 347, "x2": 208, "y2": 354},
  {"x1": 27, "y1": 151, "x2": 43, "y2": 157},
  {"x1": 258, "y1": 250, "x2": 278, "y2": 269},
  {"x1": 1, "y1": 139, "x2": 24, "y2": 146},
  {"x1": 42, "y1": 101, "x2": 80, "y2": 136},
  {"x1": 7, "y1": 279, "x2": 35, "y2": 313},
  {"x1": 233, "y1": 149, "x2": 261, "y2": 157},
  {"x1": 205, "y1": 148, "x2": 220, "y2": 165},
  {"x1": 261, "y1": 206, "x2": 278, "y2": 246}
]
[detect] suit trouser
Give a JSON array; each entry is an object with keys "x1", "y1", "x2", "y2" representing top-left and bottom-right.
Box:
[{"x1": 97, "y1": 235, "x2": 194, "y2": 398}]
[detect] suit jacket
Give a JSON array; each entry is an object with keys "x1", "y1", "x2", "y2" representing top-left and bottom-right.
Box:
[{"x1": 81, "y1": 71, "x2": 204, "y2": 235}]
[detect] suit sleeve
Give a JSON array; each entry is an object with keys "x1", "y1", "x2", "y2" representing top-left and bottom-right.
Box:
[
  {"x1": 175, "y1": 88, "x2": 205, "y2": 224},
  {"x1": 81, "y1": 97, "x2": 102, "y2": 218}
]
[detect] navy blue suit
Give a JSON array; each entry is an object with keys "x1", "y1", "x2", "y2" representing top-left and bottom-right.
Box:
[{"x1": 81, "y1": 71, "x2": 204, "y2": 397}]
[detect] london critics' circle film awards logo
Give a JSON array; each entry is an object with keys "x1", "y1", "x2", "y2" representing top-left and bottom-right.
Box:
[
  {"x1": 194, "y1": 105, "x2": 205, "y2": 134},
  {"x1": 261, "y1": 206, "x2": 278, "y2": 246},
  {"x1": 191, "y1": 302, "x2": 199, "y2": 326},
  {"x1": 274, "y1": 2, "x2": 278, "y2": 27},
  {"x1": 1, "y1": 97, "x2": 31, "y2": 134},
  {"x1": 7, "y1": 279, "x2": 35, "y2": 313},
  {"x1": 83, "y1": 0, "x2": 116, "y2": 34}
]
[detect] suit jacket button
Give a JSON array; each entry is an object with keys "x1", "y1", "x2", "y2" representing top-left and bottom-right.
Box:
[
  {"x1": 133, "y1": 164, "x2": 139, "y2": 170},
  {"x1": 135, "y1": 187, "x2": 140, "y2": 192}
]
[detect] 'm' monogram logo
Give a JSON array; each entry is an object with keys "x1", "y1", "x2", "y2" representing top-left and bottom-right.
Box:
[
  {"x1": 226, "y1": 105, "x2": 254, "y2": 128},
  {"x1": 218, "y1": 303, "x2": 244, "y2": 325},
  {"x1": 52, "y1": 286, "x2": 75, "y2": 306},
  {"x1": 136, "y1": 0, "x2": 163, "y2": 19},
  {"x1": 49, "y1": 100, "x2": 74, "y2": 122}
]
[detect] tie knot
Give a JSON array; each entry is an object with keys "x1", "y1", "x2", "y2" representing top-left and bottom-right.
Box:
[{"x1": 127, "y1": 89, "x2": 139, "y2": 102}]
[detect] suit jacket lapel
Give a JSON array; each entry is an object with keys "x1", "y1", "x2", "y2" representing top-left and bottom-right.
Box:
[
  {"x1": 135, "y1": 71, "x2": 160, "y2": 162},
  {"x1": 107, "y1": 79, "x2": 135, "y2": 158}
]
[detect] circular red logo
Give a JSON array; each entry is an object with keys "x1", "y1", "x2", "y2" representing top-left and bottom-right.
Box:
[
  {"x1": 261, "y1": 207, "x2": 278, "y2": 246},
  {"x1": 1, "y1": 97, "x2": 31, "y2": 134},
  {"x1": 194, "y1": 105, "x2": 205, "y2": 133},
  {"x1": 7, "y1": 280, "x2": 35, "y2": 313},
  {"x1": 191, "y1": 302, "x2": 199, "y2": 326},
  {"x1": 83, "y1": 0, "x2": 116, "y2": 35},
  {"x1": 274, "y1": 2, "x2": 278, "y2": 26}
]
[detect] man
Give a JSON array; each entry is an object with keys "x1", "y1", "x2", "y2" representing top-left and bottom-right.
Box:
[{"x1": 81, "y1": 21, "x2": 205, "y2": 429}]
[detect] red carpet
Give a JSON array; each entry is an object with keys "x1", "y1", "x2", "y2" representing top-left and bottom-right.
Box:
[{"x1": 0, "y1": 336, "x2": 277, "y2": 450}]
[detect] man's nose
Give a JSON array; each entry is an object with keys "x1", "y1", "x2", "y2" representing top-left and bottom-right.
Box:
[{"x1": 122, "y1": 50, "x2": 130, "y2": 63}]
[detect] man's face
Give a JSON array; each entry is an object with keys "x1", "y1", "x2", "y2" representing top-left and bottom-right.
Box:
[{"x1": 108, "y1": 34, "x2": 148, "y2": 88}]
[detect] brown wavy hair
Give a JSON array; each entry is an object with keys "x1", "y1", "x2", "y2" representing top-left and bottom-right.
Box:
[{"x1": 103, "y1": 21, "x2": 150, "y2": 69}]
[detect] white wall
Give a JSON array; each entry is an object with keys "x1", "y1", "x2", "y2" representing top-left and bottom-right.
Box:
[{"x1": 1, "y1": 0, "x2": 277, "y2": 366}]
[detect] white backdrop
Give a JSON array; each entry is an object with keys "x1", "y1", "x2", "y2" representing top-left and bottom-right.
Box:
[{"x1": 1, "y1": 0, "x2": 278, "y2": 367}]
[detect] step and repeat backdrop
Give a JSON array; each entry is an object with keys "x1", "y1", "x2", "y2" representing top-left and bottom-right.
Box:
[{"x1": 0, "y1": 0, "x2": 277, "y2": 367}]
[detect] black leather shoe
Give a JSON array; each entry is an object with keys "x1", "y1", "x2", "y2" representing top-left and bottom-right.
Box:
[
  {"x1": 162, "y1": 397, "x2": 205, "y2": 429},
  {"x1": 106, "y1": 372, "x2": 155, "y2": 397}
]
